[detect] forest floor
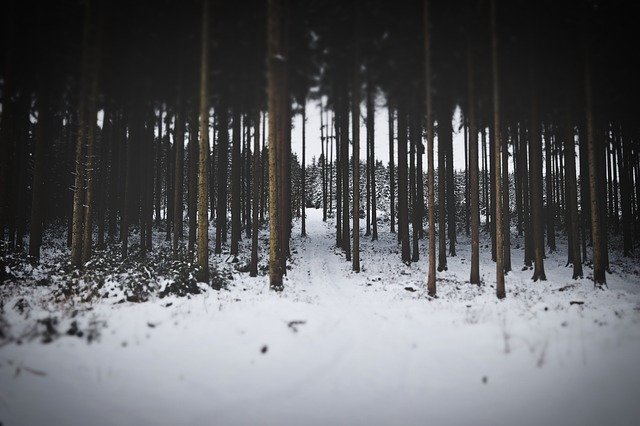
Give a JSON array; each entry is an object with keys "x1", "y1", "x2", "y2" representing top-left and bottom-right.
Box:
[{"x1": 1, "y1": 208, "x2": 640, "y2": 425}]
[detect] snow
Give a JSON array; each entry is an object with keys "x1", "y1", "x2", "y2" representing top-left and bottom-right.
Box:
[{"x1": 1, "y1": 208, "x2": 640, "y2": 425}]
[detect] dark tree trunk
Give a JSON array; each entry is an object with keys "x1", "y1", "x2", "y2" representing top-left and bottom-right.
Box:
[
  {"x1": 491, "y1": 0, "x2": 505, "y2": 298},
  {"x1": 368, "y1": 80, "x2": 378, "y2": 241},
  {"x1": 301, "y1": 103, "x2": 307, "y2": 236},
  {"x1": 388, "y1": 105, "x2": 395, "y2": 234},
  {"x1": 250, "y1": 110, "x2": 261, "y2": 277},
  {"x1": 196, "y1": 0, "x2": 210, "y2": 283},
  {"x1": 584, "y1": 47, "x2": 606, "y2": 287},
  {"x1": 267, "y1": 0, "x2": 285, "y2": 290},
  {"x1": 564, "y1": 109, "x2": 583, "y2": 278},
  {"x1": 231, "y1": 108, "x2": 241, "y2": 256},
  {"x1": 29, "y1": 92, "x2": 50, "y2": 261},
  {"x1": 188, "y1": 109, "x2": 199, "y2": 258},
  {"x1": 544, "y1": 124, "x2": 556, "y2": 252},
  {"x1": 466, "y1": 38, "x2": 480, "y2": 284},
  {"x1": 410, "y1": 112, "x2": 419, "y2": 262},
  {"x1": 529, "y1": 84, "x2": 546, "y2": 281},
  {"x1": 397, "y1": 106, "x2": 410, "y2": 263},
  {"x1": 215, "y1": 105, "x2": 228, "y2": 254},
  {"x1": 424, "y1": 0, "x2": 436, "y2": 295},
  {"x1": 172, "y1": 99, "x2": 185, "y2": 254},
  {"x1": 437, "y1": 106, "x2": 448, "y2": 271}
]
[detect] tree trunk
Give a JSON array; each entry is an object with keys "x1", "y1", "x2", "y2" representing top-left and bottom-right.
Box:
[
  {"x1": 388, "y1": 105, "x2": 395, "y2": 234},
  {"x1": 584, "y1": 47, "x2": 606, "y2": 287},
  {"x1": 410, "y1": 112, "x2": 419, "y2": 262},
  {"x1": 490, "y1": 0, "x2": 505, "y2": 298},
  {"x1": 28, "y1": 92, "x2": 49, "y2": 261},
  {"x1": 196, "y1": 0, "x2": 210, "y2": 283},
  {"x1": 398, "y1": 107, "x2": 410, "y2": 263},
  {"x1": 302, "y1": 103, "x2": 307, "y2": 236},
  {"x1": 267, "y1": 0, "x2": 284, "y2": 290},
  {"x1": 173, "y1": 98, "x2": 185, "y2": 254},
  {"x1": 352, "y1": 57, "x2": 360, "y2": 272},
  {"x1": 502, "y1": 124, "x2": 511, "y2": 273},
  {"x1": 467, "y1": 38, "x2": 480, "y2": 284},
  {"x1": 341, "y1": 86, "x2": 351, "y2": 262},
  {"x1": 250, "y1": 110, "x2": 261, "y2": 277},
  {"x1": 368, "y1": 80, "x2": 378, "y2": 241},
  {"x1": 231, "y1": 108, "x2": 241, "y2": 256},
  {"x1": 544, "y1": 124, "x2": 556, "y2": 252},
  {"x1": 215, "y1": 105, "x2": 228, "y2": 254},
  {"x1": 188, "y1": 109, "x2": 199, "y2": 258},
  {"x1": 70, "y1": 0, "x2": 93, "y2": 267},
  {"x1": 321, "y1": 104, "x2": 327, "y2": 222},
  {"x1": 424, "y1": 0, "x2": 436, "y2": 295},
  {"x1": 437, "y1": 106, "x2": 447, "y2": 271},
  {"x1": 564, "y1": 108, "x2": 582, "y2": 278}
]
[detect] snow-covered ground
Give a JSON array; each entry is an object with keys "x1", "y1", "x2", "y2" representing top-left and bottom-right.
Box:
[{"x1": 1, "y1": 208, "x2": 640, "y2": 425}]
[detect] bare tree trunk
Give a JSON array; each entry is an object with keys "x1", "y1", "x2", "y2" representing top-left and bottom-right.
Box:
[
  {"x1": 388, "y1": 105, "x2": 395, "y2": 234},
  {"x1": 544, "y1": 124, "x2": 556, "y2": 252},
  {"x1": 564, "y1": 108, "x2": 582, "y2": 278},
  {"x1": 173, "y1": 98, "x2": 185, "y2": 254},
  {"x1": 584, "y1": 46, "x2": 606, "y2": 287},
  {"x1": 81, "y1": 49, "x2": 100, "y2": 264},
  {"x1": 490, "y1": 0, "x2": 505, "y2": 298},
  {"x1": 215, "y1": 105, "x2": 228, "y2": 254},
  {"x1": 321, "y1": 104, "x2": 327, "y2": 222},
  {"x1": 368, "y1": 80, "x2": 378, "y2": 241},
  {"x1": 352, "y1": 54, "x2": 360, "y2": 272},
  {"x1": 29, "y1": 92, "x2": 49, "y2": 261},
  {"x1": 529, "y1": 85, "x2": 546, "y2": 281},
  {"x1": 231, "y1": 108, "x2": 241, "y2": 256},
  {"x1": 398, "y1": 107, "x2": 410, "y2": 263},
  {"x1": 267, "y1": 0, "x2": 284, "y2": 290},
  {"x1": 250, "y1": 110, "x2": 261, "y2": 277},
  {"x1": 196, "y1": 0, "x2": 210, "y2": 283},
  {"x1": 424, "y1": 0, "x2": 436, "y2": 295},
  {"x1": 410, "y1": 112, "x2": 419, "y2": 262},
  {"x1": 121, "y1": 111, "x2": 131, "y2": 259},
  {"x1": 467, "y1": 37, "x2": 480, "y2": 284},
  {"x1": 188, "y1": 109, "x2": 199, "y2": 258},
  {"x1": 341, "y1": 86, "x2": 351, "y2": 262},
  {"x1": 301, "y1": 103, "x2": 307, "y2": 236},
  {"x1": 70, "y1": 0, "x2": 93, "y2": 267},
  {"x1": 437, "y1": 106, "x2": 447, "y2": 271},
  {"x1": 502, "y1": 125, "x2": 511, "y2": 273}
]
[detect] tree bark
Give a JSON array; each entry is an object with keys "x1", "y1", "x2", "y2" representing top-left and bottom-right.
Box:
[
  {"x1": 267, "y1": 0, "x2": 284, "y2": 290},
  {"x1": 491, "y1": 0, "x2": 505, "y2": 298},
  {"x1": 250, "y1": 110, "x2": 261, "y2": 277},
  {"x1": 584, "y1": 46, "x2": 606, "y2": 287},
  {"x1": 196, "y1": 0, "x2": 210, "y2": 283},
  {"x1": 467, "y1": 39, "x2": 480, "y2": 284}
]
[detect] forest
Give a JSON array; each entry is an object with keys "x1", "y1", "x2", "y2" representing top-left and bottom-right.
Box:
[{"x1": 1, "y1": 0, "x2": 639, "y2": 424}]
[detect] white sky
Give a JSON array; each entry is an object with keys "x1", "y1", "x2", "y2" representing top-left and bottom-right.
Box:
[{"x1": 291, "y1": 97, "x2": 468, "y2": 171}]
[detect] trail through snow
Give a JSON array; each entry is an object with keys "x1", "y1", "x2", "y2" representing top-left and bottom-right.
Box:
[{"x1": 1, "y1": 208, "x2": 640, "y2": 425}]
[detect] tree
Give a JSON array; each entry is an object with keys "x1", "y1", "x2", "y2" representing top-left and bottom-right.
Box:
[
  {"x1": 564, "y1": 108, "x2": 582, "y2": 279},
  {"x1": 231, "y1": 108, "x2": 241, "y2": 256},
  {"x1": 397, "y1": 107, "x2": 410, "y2": 263},
  {"x1": 424, "y1": 0, "x2": 436, "y2": 296},
  {"x1": 267, "y1": 0, "x2": 284, "y2": 290},
  {"x1": 70, "y1": 0, "x2": 93, "y2": 267},
  {"x1": 28, "y1": 91, "x2": 49, "y2": 261},
  {"x1": 466, "y1": 30, "x2": 480, "y2": 285},
  {"x1": 250, "y1": 111, "x2": 261, "y2": 277},
  {"x1": 173, "y1": 97, "x2": 185, "y2": 254},
  {"x1": 491, "y1": 0, "x2": 505, "y2": 299},
  {"x1": 584, "y1": 43, "x2": 606, "y2": 288},
  {"x1": 196, "y1": 0, "x2": 210, "y2": 283}
]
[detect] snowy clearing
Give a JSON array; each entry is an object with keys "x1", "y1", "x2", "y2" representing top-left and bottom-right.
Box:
[{"x1": 1, "y1": 208, "x2": 640, "y2": 426}]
